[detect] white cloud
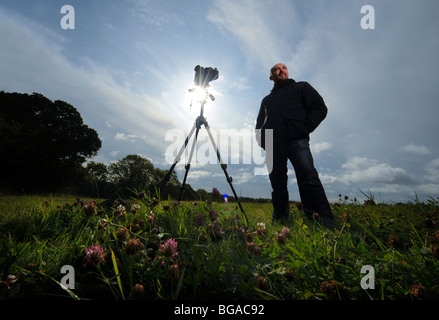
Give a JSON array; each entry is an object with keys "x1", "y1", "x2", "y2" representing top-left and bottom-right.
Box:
[
  {"x1": 114, "y1": 132, "x2": 139, "y2": 142},
  {"x1": 425, "y1": 158, "x2": 439, "y2": 182},
  {"x1": 400, "y1": 143, "x2": 431, "y2": 155},
  {"x1": 311, "y1": 141, "x2": 333, "y2": 155},
  {"x1": 340, "y1": 156, "x2": 416, "y2": 185}
]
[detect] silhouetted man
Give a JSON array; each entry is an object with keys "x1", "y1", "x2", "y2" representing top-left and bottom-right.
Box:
[{"x1": 256, "y1": 63, "x2": 333, "y2": 224}]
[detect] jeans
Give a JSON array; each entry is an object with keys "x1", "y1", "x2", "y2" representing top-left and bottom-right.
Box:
[{"x1": 266, "y1": 138, "x2": 333, "y2": 218}]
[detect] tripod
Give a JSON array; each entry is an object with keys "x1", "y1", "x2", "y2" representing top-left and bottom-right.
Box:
[{"x1": 159, "y1": 89, "x2": 248, "y2": 225}]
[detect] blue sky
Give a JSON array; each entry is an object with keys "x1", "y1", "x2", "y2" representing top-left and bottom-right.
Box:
[{"x1": 1, "y1": 0, "x2": 439, "y2": 203}]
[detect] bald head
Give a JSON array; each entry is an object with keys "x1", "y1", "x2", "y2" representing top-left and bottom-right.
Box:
[{"x1": 269, "y1": 63, "x2": 289, "y2": 84}]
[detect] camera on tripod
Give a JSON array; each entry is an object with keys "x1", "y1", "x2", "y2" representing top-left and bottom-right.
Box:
[
  {"x1": 159, "y1": 65, "x2": 247, "y2": 224},
  {"x1": 194, "y1": 65, "x2": 219, "y2": 89}
]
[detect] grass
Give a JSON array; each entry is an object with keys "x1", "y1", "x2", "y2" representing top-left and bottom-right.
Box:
[{"x1": 0, "y1": 193, "x2": 438, "y2": 300}]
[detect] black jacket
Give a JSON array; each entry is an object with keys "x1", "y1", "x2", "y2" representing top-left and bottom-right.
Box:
[{"x1": 256, "y1": 79, "x2": 327, "y2": 148}]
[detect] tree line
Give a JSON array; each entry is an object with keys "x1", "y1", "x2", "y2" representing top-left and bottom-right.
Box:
[{"x1": 0, "y1": 91, "x2": 226, "y2": 201}]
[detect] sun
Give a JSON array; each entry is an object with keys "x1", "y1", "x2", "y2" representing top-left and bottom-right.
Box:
[{"x1": 189, "y1": 86, "x2": 209, "y2": 104}]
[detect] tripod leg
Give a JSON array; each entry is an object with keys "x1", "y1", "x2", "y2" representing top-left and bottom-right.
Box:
[
  {"x1": 204, "y1": 123, "x2": 248, "y2": 225},
  {"x1": 178, "y1": 125, "x2": 201, "y2": 203},
  {"x1": 159, "y1": 124, "x2": 197, "y2": 192}
]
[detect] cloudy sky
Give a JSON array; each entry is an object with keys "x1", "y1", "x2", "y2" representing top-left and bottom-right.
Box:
[{"x1": 1, "y1": 0, "x2": 439, "y2": 203}]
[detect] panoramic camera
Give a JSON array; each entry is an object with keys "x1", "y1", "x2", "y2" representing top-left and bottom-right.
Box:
[{"x1": 194, "y1": 65, "x2": 219, "y2": 89}]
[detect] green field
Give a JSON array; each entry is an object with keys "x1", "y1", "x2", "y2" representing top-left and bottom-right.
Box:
[{"x1": 1, "y1": 194, "x2": 438, "y2": 300}]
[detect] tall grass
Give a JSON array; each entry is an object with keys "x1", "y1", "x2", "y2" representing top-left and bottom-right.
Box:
[{"x1": 0, "y1": 194, "x2": 438, "y2": 300}]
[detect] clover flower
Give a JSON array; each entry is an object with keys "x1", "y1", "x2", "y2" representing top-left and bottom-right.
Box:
[
  {"x1": 281, "y1": 227, "x2": 291, "y2": 237},
  {"x1": 125, "y1": 238, "x2": 144, "y2": 256},
  {"x1": 275, "y1": 233, "x2": 287, "y2": 244},
  {"x1": 320, "y1": 280, "x2": 349, "y2": 299},
  {"x1": 130, "y1": 283, "x2": 144, "y2": 300},
  {"x1": 159, "y1": 238, "x2": 179, "y2": 258},
  {"x1": 116, "y1": 227, "x2": 130, "y2": 240},
  {"x1": 256, "y1": 222, "x2": 265, "y2": 230},
  {"x1": 247, "y1": 242, "x2": 261, "y2": 256},
  {"x1": 195, "y1": 213, "x2": 205, "y2": 226},
  {"x1": 255, "y1": 276, "x2": 269, "y2": 291},
  {"x1": 411, "y1": 284, "x2": 427, "y2": 299},
  {"x1": 209, "y1": 210, "x2": 218, "y2": 221},
  {"x1": 168, "y1": 264, "x2": 180, "y2": 279},
  {"x1": 83, "y1": 244, "x2": 107, "y2": 267},
  {"x1": 207, "y1": 221, "x2": 224, "y2": 240},
  {"x1": 83, "y1": 200, "x2": 98, "y2": 217}
]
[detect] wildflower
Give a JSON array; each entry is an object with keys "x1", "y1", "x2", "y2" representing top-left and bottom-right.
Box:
[
  {"x1": 168, "y1": 264, "x2": 180, "y2": 279},
  {"x1": 257, "y1": 222, "x2": 265, "y2": 230},
  {"x1": 83, "y1": 244, "x2": 107, "y2": 267},
  {"x1": 83, "y1": 200, "x2": 98, "y2": 217},
  {"x1": 247, "y1": 242, "x2": 261, "y2": 256},
  {"x1": 209, "y1": 210, "x2": 218, "y2": 221},
  {"x1": 146, "y1": 211, "x2": 157, "y2": 225},
  {"x1": 411, "y1": 284, "x2": 427, "y2": 299},
  {"x1": 130, "y1": 283, "x2": 144, "y2": 300},
  {"x1": 5, "y1": 274, "x2": 18, "y2": 289},
  {"x1": 255, "y1": 276, "x2": 269, "y2": 291},
  {"x1": 195, "y1": 213, "x2": 205, "y2": 226},
  {"x1": 281, "y1": 227, "x2": 291, "y2": 237},
  {"x1": 275, "y1": 233, "x2": 287, "y2": 244},
  {"x1": 116, "y1": 227, "x2": 130, "y2": 241},
  {"x1": 151, "y1": 198, "x2": 159, "y2": 206},
  {"x1": 131, "y1": 203, "x2": 141, "y2": 213},
  {"x1": 163, "y1": 204, "x2": 171, "y2": 211},
  {"x1": 153, "y1": 256, "x2": 165, "y2": 268},
  {"x1": 114, "y1": 206, "x2": 125, "y2": 219},
  {"x1": 320, "y1": 280, "x2": 349, "y2": 300},
  {"x1": 246, "y1": 231, "x2": 253, "y2": 242},
  {"x1": 115, "y1": 204, "x2": 126, "y2": 214},
  {"x1": 159, "y1": 238, "x2": 179, "y2": 258},
  {"x1": 207, "y1": 221, "x2": 224, "y2": 240},
  {"x1": 256, "y1": 222, "x2": 266, "y2": 237},
  {"x1": 125, "y1": 238, "x2": 144, "y2": 256}
]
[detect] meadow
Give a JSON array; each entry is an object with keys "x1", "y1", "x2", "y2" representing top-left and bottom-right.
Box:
[{"x1": 0, "y1": 193, "x2": 438, "y2": 300}]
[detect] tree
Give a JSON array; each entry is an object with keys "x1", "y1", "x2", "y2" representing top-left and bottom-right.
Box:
[
  {"x1": 0, "y1": 91, "x2": 102, "y2": 192},
  {"x1": 108, "y1": 155, "x2": 158, "y2": 196},
  {"x1": 83, "y1": 161, "x2": 111, "y2": 198}
]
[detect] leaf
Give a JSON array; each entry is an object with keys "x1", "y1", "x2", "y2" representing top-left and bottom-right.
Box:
[
  {"x1": 40, "y1": 272, "x2": 80, "y2": 300},
  {"x1": 109, "y1": 246, "x2": 125, "y2": 300},
  {"x1": 174, "y1": 266, "x2": 186, "y2": 300}
]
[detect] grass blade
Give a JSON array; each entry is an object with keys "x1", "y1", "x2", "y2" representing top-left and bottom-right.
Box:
[{"x1": 109, "y1": 245, "x2": 125, "y2": 300}]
